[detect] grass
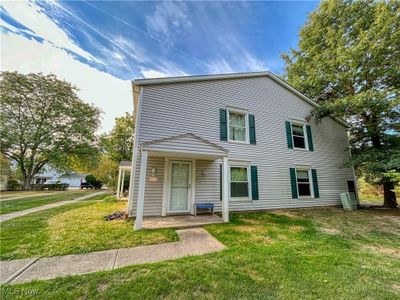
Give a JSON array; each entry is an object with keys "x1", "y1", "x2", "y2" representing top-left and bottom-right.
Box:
[
  {"x1": 1, "y1": 207, "x2": 399, "y2": 299},
  {"x1": 0, "y1": 200, "x2": 178, "y2": 260},
  {"x1": 0, "y1": 191, "x2": 98, "y2": 215},
  {"x1": 0, "y1": 191, "x2": 58, "y2": 199}
]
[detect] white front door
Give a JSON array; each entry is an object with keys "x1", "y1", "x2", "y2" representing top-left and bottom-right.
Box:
[{"x1": 168, "y1": 161, "x2": 191, "y2": 213}]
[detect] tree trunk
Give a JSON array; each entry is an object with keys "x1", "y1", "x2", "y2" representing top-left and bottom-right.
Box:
[
  {"x1": 22, "y1": 175, "x2": 32, "y2": 190},
  {"x1": 383, "y1": 181, "x2": 398, "y2": 208}
]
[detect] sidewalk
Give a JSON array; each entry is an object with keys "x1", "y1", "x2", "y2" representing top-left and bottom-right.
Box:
[
  {"x1": 0, "y1": 191, "x2": 105, "y2": 223},
  {"x1": 0, "y1": 228, "x2": 225, "y2": 284}
]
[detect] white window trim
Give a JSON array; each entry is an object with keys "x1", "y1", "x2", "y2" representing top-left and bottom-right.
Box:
[
  {"x1": 229, "y1": 161, "x2": 252, "y2": 201},
  {"x1": 227, "y1": 107, "x2": 249, "y2": 144},
  {"x1": 291, "y1": 122, "x2": 309, "y2": 151},
  {"x1": 295, "y1": 167, "x2": 314, "y2": 199}
]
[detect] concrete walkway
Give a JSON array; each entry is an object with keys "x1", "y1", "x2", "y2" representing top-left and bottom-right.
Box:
[
  {"x1": 0, "y1": 191, "x2": 105, "y2": 223},
  {"x1": 0, "y1": 228, "x2": 225, "y2": 284}
]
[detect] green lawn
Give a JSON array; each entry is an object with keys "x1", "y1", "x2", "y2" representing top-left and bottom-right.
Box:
[
  {"x1": 2, "y1": 207, "x2": 399, "y2": 299},
  {"x1": 0, "y1": 191, "x2": 98, "y2": 215},
  {"x1": 0, "y1": 201, "x2": 177, "y2": 260}
]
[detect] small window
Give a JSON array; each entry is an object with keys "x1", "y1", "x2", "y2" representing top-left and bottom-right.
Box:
[
  {"x1": 230, "y1": 166, "x2": 249, "y2": 197},
  {"x1": 228, "y1": 110, "x2": 247, "y2": 142},
  {"x1": 292, "y1": 124, "x2": 306, "y2": 149},
  {"x1": 296, "y1": 169, "x2": 311, "y2": 196}
]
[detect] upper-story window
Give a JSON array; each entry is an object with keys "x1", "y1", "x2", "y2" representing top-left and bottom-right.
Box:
[
  {"x1": 228, "y1": 109, "x2": 248, "y2": 143},
  {"x1": 285, "y1": 120, "x2": 314, "y2": 151},
  {"x1": 291, "y1": 123, "x2": 306, "y2": 149},
  {"x1": 220, "y1": 108, "x2": 255, "y2": 144}
]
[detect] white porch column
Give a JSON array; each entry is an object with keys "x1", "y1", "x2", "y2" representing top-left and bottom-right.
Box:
[
  {"x1": 120, "y1": 170, "x2": 125, "y2": 197},
  {"x1": 134, "y1": 150, "x2": 148, "y2": 230},
  {"x1": 116, "y1": 167, "x2": 122, "y2": 199},
  {"x1": 222, "y1": 156, "x2": 229, "y2": 222}
]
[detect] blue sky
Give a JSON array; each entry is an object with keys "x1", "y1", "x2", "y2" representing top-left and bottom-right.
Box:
[{"x1": 1, "y1": 0, "x2": 319, "y2": 131}]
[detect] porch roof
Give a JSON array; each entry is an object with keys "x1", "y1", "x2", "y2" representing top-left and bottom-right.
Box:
[
  {"x1": 119, "y1": 160, "x2": 132, "y2": 171},
  {"x1": 141, "y1": 133, "x2": 228, "y2": 159}
]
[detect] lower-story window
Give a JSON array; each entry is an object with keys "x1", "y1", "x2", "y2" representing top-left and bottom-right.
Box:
[
  {"x1": 296, "y1": 169, "x2": 311, "y2": 196},
  {"x1": 230, "y1": 166, "x2": 249, "y2": 197}
]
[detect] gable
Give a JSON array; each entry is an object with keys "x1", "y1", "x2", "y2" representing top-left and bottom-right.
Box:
[
  {"x1": 133, "y1": 71, "x2": 348, "y2": 128},
  {"x1": 142, "y1": 133, "x2": 228, "y2": 157}
]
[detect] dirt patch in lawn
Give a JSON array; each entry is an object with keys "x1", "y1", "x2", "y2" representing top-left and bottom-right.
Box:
[
  {"x1": 364, "y1": 245, "x2": 400, "y2": 258},
  {"x1": 288, "y1": 225, "x2": 305, "y2": 233},
  {"x1": 319, "y1": 227, "x2": 340, "y2": 235},
  {"x1": 240, "y1": 218, "x2": 263, "y2": 225}
]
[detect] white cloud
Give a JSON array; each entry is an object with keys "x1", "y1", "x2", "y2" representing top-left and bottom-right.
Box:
[
  {"x1": 146, "y1": 1, "x2": 192, "y2": 42},
  {"x1": 207, "y1": 59, "x2": 235, "y2": 74},
  {"x1": 242, "y1": 51, "x2": 268, "y2": 71},
  {"x1": 1, "y1": 32, "x2": 132, "y2": 132},
  {"x1": 141, "y1": 69, "x2": 170, "y2": 79},
  {"x1": 1, "y1": 1, "x2": 102, "y2": 64}
]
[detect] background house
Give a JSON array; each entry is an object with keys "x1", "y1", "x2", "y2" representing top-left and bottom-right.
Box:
[{"x1": 33, "y1": 166, "x2": 87, "y2": 188}]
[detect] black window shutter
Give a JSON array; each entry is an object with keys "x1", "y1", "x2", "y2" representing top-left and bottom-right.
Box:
[
  {"x1": 251, "y1": 166, "x2": 259, "y2": 200},
  {"x1": 311, "y1": 169, "x2": 319, "y2": 198},
  {"x1": 289, "y1": 168, "x2": 298, "y2": 199},
  {"x1": 220, "y1": 109, "x2": 227, "y2": 141},
  {"x1": 249, "y1": 114, "x2": 256, "y2": 144},
  {"x1": 285, "y1": 121, "x2": 293, "y2": 149},
  {"x1": 219, "y1": 163, "x2": 222, "y2": 201},
  {"x1": 306, "y1": 125, "x2": 314, "y2": 151}
]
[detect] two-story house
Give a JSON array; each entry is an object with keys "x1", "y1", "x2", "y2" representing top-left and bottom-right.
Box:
[{"x1": 128, "y1": 72, "x2": 356, "y2": 230}]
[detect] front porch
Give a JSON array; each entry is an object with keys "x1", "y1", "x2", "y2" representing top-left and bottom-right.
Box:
[
  {"x1": 130, "y1": 133, "x2": 230, "y2": 230},
  {"x1": 141, "y1": 214, "x2": 224, "y2": 229}
]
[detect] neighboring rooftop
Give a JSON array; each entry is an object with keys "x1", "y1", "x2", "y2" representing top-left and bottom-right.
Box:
[{"x1": 119, "y1": 161, "x2": 132, "y2": 167}]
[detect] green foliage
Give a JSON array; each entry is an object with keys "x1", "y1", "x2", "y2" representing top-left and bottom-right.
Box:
[
  {"x1": 92, "y1": 157, "x2": 119, "y2": 190},
  {"x1": 103, "y1": 195, "x2": 118, "y2": 203},
  {"x1": 85, "y1": 175, "x2": 102, "y2": 189},
  {"x1": 0, "y1": 72, "x2": 101, "y2": 189},
  {"x1": 358, "y1": 177, "x2": 383, "y2": 197},
  {"x1": 282, "y1": 0, "x2": 400, "y2": 205},
  {"x1": 0, "y1": 154, "x2": 11, "y2": 177},
  {"x1": 92, "y1": 113, "x2": 134, "y2": 192},
  {"x1": 99, "y1": 112, "x2": 134, "y2": 162},
  {"x1": 30, "y1": 183, "x2": 70, "y2": 191},
  {"x1": 6, "y1": 179, "x2": 21, "y2": 191}
]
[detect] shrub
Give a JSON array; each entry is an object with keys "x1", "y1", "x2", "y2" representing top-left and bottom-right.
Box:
[
  {"x1": 6, "y1": 179, "x2": 21, "y2": 191},
  {"x1": 85, "y1": 175, "x2": 103, "y2": 190},
  {"x1": 103, "y1": 195, "x2": 118, "y2": 203}
]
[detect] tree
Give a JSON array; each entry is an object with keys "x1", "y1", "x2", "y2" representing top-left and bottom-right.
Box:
[
  {"x1": 282, "y1": 0, "x2": 400, "y2": 207},
  {"x1": 0, "y1": 72, "x2": 101, "y2": 189},
  {"x1": 93, "y1": 157, "x2": 119, "y2": 190},
  {"x1": 0, "y1": 154, "x2": 11, "y2": 190},
  {"x1": 99, "y1": 112, "x2": 134, "y2": 162}
]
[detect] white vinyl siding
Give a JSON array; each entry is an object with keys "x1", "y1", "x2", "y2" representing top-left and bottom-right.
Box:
[{"x1": 131, "y1": 76, "x2": 354, "y2": 216}]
